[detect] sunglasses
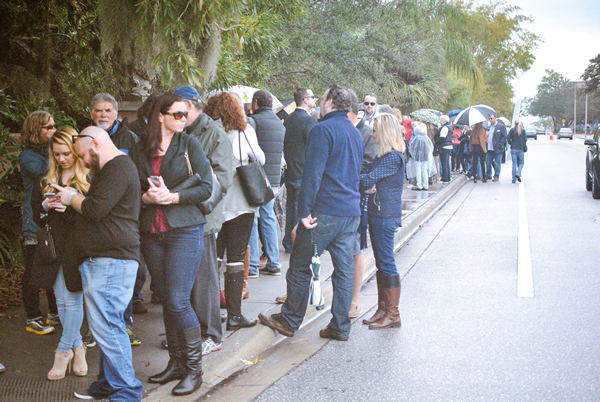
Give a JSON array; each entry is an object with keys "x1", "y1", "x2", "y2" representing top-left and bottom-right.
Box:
[
  {"x1": 164, "y1": 111, "x2": 188, "y2": 120},
  {"x1": 305, "y1": 95, "x2": 318, "y2": 100},
  {"x1": 364, "y1": 102, "x2": 377, "y2": 106},
  {"x1": 42, "y1": 124, "x2": 57, "y2": 130},
  {"x1": 71, "y1": 134, "x2": 93, "y2": 143}
]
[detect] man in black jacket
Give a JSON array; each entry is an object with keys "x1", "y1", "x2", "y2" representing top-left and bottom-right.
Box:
[
  {"x1": 281, "y1": 88, "x2": 317, "y2": 253},
  {"x1": 485, "y1": 114, "x2": 507, "y2": 181},
  {"x1": 247, "y1": 90, "x2": 286, "y2": 276},
  {"x1": 436, "y1": 115, "x2": 454, "y2": 183}
]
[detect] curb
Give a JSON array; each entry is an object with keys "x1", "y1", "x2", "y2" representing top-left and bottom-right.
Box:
[{"x1": 144, "y1": 174, "x2": 469, "y2": 401}]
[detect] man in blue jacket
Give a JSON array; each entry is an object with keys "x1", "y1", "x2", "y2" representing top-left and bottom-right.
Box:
[{"x1": 259, "y1": 85, "x2": 364, "y2": 341}]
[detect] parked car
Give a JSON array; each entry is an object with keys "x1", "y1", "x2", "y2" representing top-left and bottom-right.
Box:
[
  {"x1": 557, "y1": 128, "x2": 573, "y2": 140},
  {"x1": 536, "y1": 126, "x2": 546, "y2": 135},
  {"x1": 584, "y1": 129, "x2": 600, "y2": 198},
  {"x1": 525, "y1": 126, "x2": 537, "y2": 140}
]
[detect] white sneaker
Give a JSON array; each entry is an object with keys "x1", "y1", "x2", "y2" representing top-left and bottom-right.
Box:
[{"x1": 201, "y1": 337, "x2": 222, "y2": 356}]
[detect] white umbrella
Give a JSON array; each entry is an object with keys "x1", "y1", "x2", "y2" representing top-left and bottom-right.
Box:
[
  {"x1": 309, "y1": 242, "x2": 325, "y2": 310},
  {"x1": 498, "y1": 116, "x2": 511, "y2": 126},
  {"x1": 453, "y1": 104, "x2": 496, "y2": 127},
  {"x1": 206, "y1": 85, "x2": 284, "y2": 109}
]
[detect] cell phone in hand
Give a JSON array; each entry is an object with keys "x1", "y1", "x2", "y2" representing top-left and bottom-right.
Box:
[
  {"x1": 149, "y1": 176, "x2": 161, "y2": 186},
  {"x1": 44, "y1": 193, "x2": 57, "y2": 201}
]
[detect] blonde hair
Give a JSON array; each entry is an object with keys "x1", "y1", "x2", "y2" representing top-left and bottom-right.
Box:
[
  {"x1": 373, "y1": 113, "x2": 406, "y2": 157},
  {"x1": 514, "y1": 119, "x2": 523, "y2": 135},
  {"x1": 42, "y1": 127, "x2": 90, "y2": 195},
  {"x1": 21, "y1": 111, "x2": 53, "y2": 148}
]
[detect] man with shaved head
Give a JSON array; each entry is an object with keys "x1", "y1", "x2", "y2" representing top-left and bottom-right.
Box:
[{"x1": 53, "y1": 126, "x2": 143, "y2": 401}]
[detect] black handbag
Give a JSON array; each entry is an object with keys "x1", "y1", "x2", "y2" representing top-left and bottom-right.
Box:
[
  {"x1": 35, "y1": 224, "x2": 57, "y2": 264},
  {"x1": 236, "y1": 131, "x2": 274, "y2": 207},
  {"x1": 179, "y1": 135, "x2": 223, "y2": 215}
]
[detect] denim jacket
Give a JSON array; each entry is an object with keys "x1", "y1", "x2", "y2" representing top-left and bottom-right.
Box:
[{"x1": 20, "y1": 146, "x2": 49, "y2": 239}]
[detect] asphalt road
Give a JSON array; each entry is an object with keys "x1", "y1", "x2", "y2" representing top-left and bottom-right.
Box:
[{"x1": 255, "y1": 135, "x2": 600, "y2": 401}]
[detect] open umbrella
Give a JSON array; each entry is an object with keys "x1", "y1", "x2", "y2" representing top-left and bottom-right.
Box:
[
  {"x1": 447, "y1": 109, "x2": 462, "y2": 119},
  {"x1": 206, "y1": 85, "x2": 284, "y2": 109},
  {"x1": 422, "y1": 108, "x2": 442, "y2": 116},
  {"x1": 410, "y1": 109, "x2": 441, "y2": 125},
  {"x1": 453, "y1": 104, "x2": 496, "y2": 127},
  {"x1": 498, "y1": 116, "x2": 510, "y2": 126},
  {"x1": 309, "y1": 241, "x2": 325, "y2": 311}
]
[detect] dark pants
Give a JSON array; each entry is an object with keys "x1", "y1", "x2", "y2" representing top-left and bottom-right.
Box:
[
  {"x1": 22, "y1": 244, "x2": 57, "y2": 319},
  {"x1": 368, "y1": 217, "x2": 400, "y2": 277},
  {"x1": 452, "y1": 144, "x2": 460, "y2": 170},
  {"x1": 141, "y1": 225, "x2": 204, "y2": 332},
  {"x1": 469, "y1": 146, "x2": 486, "y2": 179},
  {"x1": 191, "y1": 233, "x2": 222, "y2": 343},
  {"x1": 281, "y1": 213, "x2": 359, "y2": 336},
  {"x1": 123, "y1": 258, "x2": 146, "y2": 329},
  {"x1": 283, "y1": 178, "x2": 301, "y2": 253},
  {"x1": 440, "y1": 148, "x2": 452, "y2": 182},
  {"x1": 217, "y1": 213, "x2": 255, "y2": 264}
]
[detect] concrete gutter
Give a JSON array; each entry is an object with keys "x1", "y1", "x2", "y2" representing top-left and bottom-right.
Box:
[{"x1": 144, "y1": 174, "x2": 468, "y2": 401}]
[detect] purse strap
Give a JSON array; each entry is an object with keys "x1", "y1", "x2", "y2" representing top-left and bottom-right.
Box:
[
  {"x1": 184, "y1": 134, "x2": 193, "y2": 176},
  {"x1": 238, "y1": 130, "x2": 258, "y2": 166}
]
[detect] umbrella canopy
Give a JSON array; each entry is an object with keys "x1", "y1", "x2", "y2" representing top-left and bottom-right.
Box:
[
  {"x1": 309, "y1": 242, "x2": 325, "y2": 310},
  {"x1": 453, "y1": 104, "x2": 496, "y2": 127},
  {"x1": 422, "y1": 108, "x2": 442, "y2": 116},
  {"x1": 498, "y1": 116, "x2": 510, "y2": 126},
  {"x1": 410, "y1": 109, "x2": 441, "y2": 125},
  {"x1": 206, "y1": 85, "x2": 284, "y2": 109},
  {"x1": 447, "y1": 109, "x2": 462, "y2": 119}
]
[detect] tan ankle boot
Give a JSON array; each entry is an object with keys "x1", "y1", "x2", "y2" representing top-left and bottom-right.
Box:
[{"x1": 242, "y1": 246, "x2": 250, "y2": 300}]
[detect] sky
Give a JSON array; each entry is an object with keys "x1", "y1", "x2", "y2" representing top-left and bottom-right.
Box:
[{"x1": 511, "y1": 0, "x2": 600, "y2": 104}]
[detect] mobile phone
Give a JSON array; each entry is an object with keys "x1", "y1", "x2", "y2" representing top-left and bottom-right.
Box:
[
  {"x1": 149, "y1": 176, "x2": 161, "y2": 186},
  {"x1": 44, "y1": 193, "x2": 57, "y2": 200}
]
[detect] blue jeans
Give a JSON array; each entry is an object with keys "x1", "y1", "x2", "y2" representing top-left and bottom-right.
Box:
[
  {"x1": 283, "y1": 179, "x2": 301, "y2": 253},
  {"x1": 141, "y1": 225, "x2": 204, "y2": 331},
  {"x1": 249, "y1": 193, "x2": 281, "y2": 273},
  {"x1": 281, "y1": 213, "x2": 359, "y2": 336},
  {"x1": 486, "y1": 151, "x2": 503, "y2": 179},
  {"x1": 80, "y1": 258, "x2": 143, "y2": 401},
  {"x1": 415, "y1": 160, "x2": 429, "y2": 189},
  {"x1": 368, "y1": 217, "x2": 400, "y2": 277},
  {"x1": 511, "y1": 149, "x2": 525, "y2": 182},
  {"x1": 53, "y1": 267, "x2": 84, "y2": 352},
  {"x1": 440, "y1": 148, "x2": 452, "y2": 182}
]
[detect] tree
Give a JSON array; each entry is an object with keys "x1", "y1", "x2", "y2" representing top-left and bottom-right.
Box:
[
  {"x1": 528, "y1": 69, "x2": 570, "y2": 132},
  {"x1": 582, "y1": 54, "x2": 600, "y2": 94}
]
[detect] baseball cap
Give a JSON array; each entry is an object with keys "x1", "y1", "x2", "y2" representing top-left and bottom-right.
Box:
[{"x1": 174, "y1": 85, "x2": 200, "y2": 101}]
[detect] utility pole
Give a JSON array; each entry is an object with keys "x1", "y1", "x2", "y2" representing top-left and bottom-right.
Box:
[
  {"x1": 585, "y1": 92, "x2": 588, "y2": 139},
  {"x1": 574, "y1": 82, "x2": 577, "y2": 133}
]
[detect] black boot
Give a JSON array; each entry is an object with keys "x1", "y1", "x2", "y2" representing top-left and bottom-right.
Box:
[
  {"x1": 172, "y1": 325, "x2": 203, "y2": 396},
  {"x1": 225, "y1": 268, "x2": 257, "y2": 331},
  {"x1": 149, "y1": 323, "x2": 186, "y2": 384}
]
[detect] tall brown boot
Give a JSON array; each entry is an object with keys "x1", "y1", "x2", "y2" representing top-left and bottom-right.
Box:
[
  {"x1": 363, "y1": 271, "x2": 385, "y2": 325},
  {"x1": 369, "y1": 274, "x2": 401, "y2": 330},
  {"x1": 242, "y1": 246, "x2": 250, "y2": 300}
]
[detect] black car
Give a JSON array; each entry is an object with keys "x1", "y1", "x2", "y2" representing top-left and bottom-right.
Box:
[{"x1": 584, "y1": 129, "x2": 600, "y2": 198}]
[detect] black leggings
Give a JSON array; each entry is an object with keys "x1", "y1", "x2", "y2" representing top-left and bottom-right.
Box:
[
  {"x1": 470, "y1": 145, "x2": 486, "y2": 179},
  {"x1": 217, "y1": 213, "x2": 255, "y2": 264}
]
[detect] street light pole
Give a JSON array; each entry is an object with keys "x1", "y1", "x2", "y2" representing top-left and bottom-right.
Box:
[
  {"x1": 574, "y1": 82, "x2": 577, "y2": 133},
  {"x1": 585, "y1": 93, "x2": 588, "y2": 139}
]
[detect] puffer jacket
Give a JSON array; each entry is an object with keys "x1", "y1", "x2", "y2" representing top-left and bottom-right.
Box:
[{"x1": 248, "y1": 107, "x2": 285, "y2": 187}]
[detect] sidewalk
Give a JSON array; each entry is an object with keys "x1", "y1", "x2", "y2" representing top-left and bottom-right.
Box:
[{"x1": 0, "y1": 173, "x2": 467, "y2": 402}]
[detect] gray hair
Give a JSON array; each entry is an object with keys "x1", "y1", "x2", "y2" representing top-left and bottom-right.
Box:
[
  {"x1": 91, "y1": 93, "x2": 118, "y2": 111},
  {"x1": 378, "y1": 105, "x2": 395, "y2": 114},
  {"x1": 348, "y1": 89, "x2": 360, "y2": 115},
  {"x1": 440, "y1": 115, "x2": 449, "y2": 123},
  {"x1": 415, "y1": 123, "x2": 427, "y2": 135},
  {"x1": 326, "y1": 85, "x2": 353, "y2": 112}
]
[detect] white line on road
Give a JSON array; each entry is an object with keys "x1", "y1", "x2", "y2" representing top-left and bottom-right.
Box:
[{"x1": 517, "y1": 180, "x2": 534, "y2": 297}]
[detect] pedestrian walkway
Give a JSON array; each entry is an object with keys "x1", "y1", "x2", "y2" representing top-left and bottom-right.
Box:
[{"x1": 0, "y1": 173, "x2": 467, "y2": 401}]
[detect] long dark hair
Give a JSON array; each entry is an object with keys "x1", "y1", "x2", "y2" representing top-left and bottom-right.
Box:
[{"x1": 143, "y1": 93, "x2": 183, "y2": 158}]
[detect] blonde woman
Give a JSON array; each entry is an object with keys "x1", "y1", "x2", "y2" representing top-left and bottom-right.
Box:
[
  {"x1": 507, "y1": 119, "x2": 527, "y2": 182},
  {"x1": 31, "y1": 127, "x2": 90, "y2": 380},
  {"x1": 359, "y1": 114, "x2": 405, "y2": 330}
]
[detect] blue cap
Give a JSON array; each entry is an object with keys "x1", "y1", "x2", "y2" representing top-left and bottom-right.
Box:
[{"x1": 174, "y1": 85, "x2": 200, "y2": 101}]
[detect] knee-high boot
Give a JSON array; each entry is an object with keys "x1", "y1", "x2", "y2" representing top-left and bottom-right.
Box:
[
  {"x1": 241, "y1": 246, "x2": 250, "y2": 300},
  {"x1": 362, "y1": 271, "x2": 385, "y2": 325},
  {"x1": 225, "y1": 263, "x2": 257, "y2": 331},
  {"x1": 149, "y1": 322, "x2": 186, "y2": 384},
  {"x1": 368, "y1": 274, "x2": 401, "y2": 330},
  {"x1": 172, "y1": 325, "x2": 203, "y2": 396}
]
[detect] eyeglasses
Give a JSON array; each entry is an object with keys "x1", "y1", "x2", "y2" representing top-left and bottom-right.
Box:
[
  {"x1": 71, "y1": 134, "x2": 93, "y2": 143},
  {"x1": 364, "y1": 102, "x2": 377, "y2": 106},
  {"x1": 305, "y1": 95, "x2": 317, "y2": 100},
  {"x1": 164, "y1": 111, "x2": 188, "y2": 120},
  {"x1": 42, "y1": 124, "x2": 57, "y2": 130}
]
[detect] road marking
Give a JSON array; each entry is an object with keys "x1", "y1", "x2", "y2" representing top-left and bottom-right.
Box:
[{"x1": 517, "y1": 180, "x2": 534, "y2": 297}]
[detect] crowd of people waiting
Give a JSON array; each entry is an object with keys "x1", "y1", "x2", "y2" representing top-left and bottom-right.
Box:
[{"x1": 6, "y1": 82, "x2": 528, "y2": 400}]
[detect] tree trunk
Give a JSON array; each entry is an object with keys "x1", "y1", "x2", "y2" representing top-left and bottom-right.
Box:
[
  {"x1": 49, "y1": 71, "x2": 92, "y2": 129},
  {"x1": 196, "y1": 25, "x2": 222, "y2": 93}
]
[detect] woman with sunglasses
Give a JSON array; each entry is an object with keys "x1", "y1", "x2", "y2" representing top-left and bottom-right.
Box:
[
  {"x1": 360, "y1": 113, "x2": 406, "y2": 330},
  {"x1": 19, "y1": 111, "x2": 59, "y2": 335},
  {"x1": 204, "y1": 92, "x2": 265, "y2": 332},
  {"x1": 130, "y1": 93, "x2": 212, "y2": 396},
  {"x1": 31, "y1": 127, "x2": 90, "y2": 380}
]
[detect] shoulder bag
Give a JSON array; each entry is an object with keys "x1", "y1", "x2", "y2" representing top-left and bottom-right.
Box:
[
  {"x1": 236, "y1": 131, "x2": 274, "y2": 207},
  {"x1": 34, "y1": 224, "x2": 57, "y2": 264},
  {"x1": 175, "y1": 135, "x2": 223, "y2": 215}
]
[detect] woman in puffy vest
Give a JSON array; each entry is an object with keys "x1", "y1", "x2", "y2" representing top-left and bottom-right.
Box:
[{"x1": 359, "y1": 113, "x2": 406, "y2": 330}]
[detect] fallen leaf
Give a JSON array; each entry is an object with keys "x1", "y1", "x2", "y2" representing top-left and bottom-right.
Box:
[
  {"x1": 215, "y1": 374, "x2": 225, "y2": 378},
  {"x1": 145, "y1": 362, "x2": 150, "y2": 367},
  {"x1": 291, "y1": 338, "x2": 309, "y2": 344},
  {"x1": 24, "y1": 351, "x2": 33, "y2": 355},
  {"x1": 240, "y1": 359, "x2": 253, "y2": 365},
  {"x1": 14, "y1": 370, "x2": 21, "y2": 373}
]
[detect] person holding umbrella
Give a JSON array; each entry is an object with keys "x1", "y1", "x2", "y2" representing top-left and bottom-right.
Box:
[{"x1": 468, "y1": 122, "x2": 488, "y2": 183}]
